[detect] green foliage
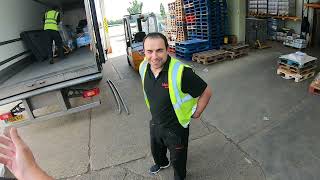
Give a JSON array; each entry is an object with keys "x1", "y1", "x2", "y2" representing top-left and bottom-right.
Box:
[
  {"x1": 108, "y1": 19, "x2": 123, "y2": 25},
  {"x1": 160, "y1": 3, "x2": 166, "y2": 18},
  {"x1": 127, "y1": 0, "x2": 143, "y2": 15}
]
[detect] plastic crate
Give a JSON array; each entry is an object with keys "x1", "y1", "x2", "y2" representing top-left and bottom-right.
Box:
[{"x1": 76, "y1": 33, "x2": 91, "y2": 47}]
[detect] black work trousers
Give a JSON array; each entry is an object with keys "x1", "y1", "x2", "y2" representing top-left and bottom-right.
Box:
[
  {"x1": 46, "y1": 30, "x2": 64, "y2": 60},
  {"x1": 150, "y1": 122, "x2": 189, "y2": 180}
]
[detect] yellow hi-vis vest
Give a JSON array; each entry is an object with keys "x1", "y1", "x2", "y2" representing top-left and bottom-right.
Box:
[
  {"x1": 139, "y1": 58, "x2": 197, "y2": 128},
  {"x1": 44, "y1": 10, "x2": 59, "y2": 31}
]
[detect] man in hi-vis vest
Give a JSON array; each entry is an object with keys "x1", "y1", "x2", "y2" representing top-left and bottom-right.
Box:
[
  {"x1": 139, "y1": 33, "x2": 212, "y2": 180},
  {"x1": 43, "y1": 6, "x2": 64, "y2": 64}
]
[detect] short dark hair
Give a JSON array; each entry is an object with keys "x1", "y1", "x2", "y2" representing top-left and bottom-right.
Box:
[{"x1": 143, "y1": 32, "x2": 169, "y2": 49}]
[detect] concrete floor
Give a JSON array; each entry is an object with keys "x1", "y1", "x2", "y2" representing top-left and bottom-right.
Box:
[{"x1": 9, "y1": 42, "x2": 320, "y2": 180}]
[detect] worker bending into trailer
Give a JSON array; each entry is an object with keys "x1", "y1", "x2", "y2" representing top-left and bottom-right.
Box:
[
  {"x1": 139, "y1": 33, "x2": 212, "y2": 180},
  {"x1": 43, "y1": 6, "x2": 64, "y2": 64}
]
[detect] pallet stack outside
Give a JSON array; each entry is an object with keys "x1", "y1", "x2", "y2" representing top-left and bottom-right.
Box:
[
  {"x1": 166, "y1": 2, "x2": 177, "y2": 54},
  {"x1": 168, "y1": 41, "x2": 176, "y2": 54},
  {"x1": 175, "y1": 39, "x2": 209, "y2": 60},
  {"x1": 182, "y1": 0, "x2": 227, "y2": 49},
  {"x1": 166, "y1": 0, "x2": 240, "y2": 64},
  {"x1": 175, "y1": 0, "x2": 188, "y2": 42},
  {"x1": 277, "y1": 52, "x2": 317, "y2": 82}
]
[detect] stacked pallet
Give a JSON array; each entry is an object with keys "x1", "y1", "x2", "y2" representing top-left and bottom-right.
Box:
[
  {"x1": 222, "y1": 43, "x2": 250, "y2": 59},
  {"x1": 192, "y1": 49, "x2": 230, "y2": 64},
  {"x1": 277, "y1": 52, "x2": 317, "y2": 82},
  {"x1": 168, "y1": 41, "x2": 176, "y2": 54},
  {"x1": 175, "y1": 0, "x2": 187, "y2": 42},
  {"x1": 166, "y1": 2, "x2": 177, "y2": 54},
  {"x1": 309, "y1": 72, "x2": 320, "y2": 95},
  {"x1": 166, "y1": 2, "x2": 176, "y2": 39},
  {"x1": 183, "y1": 0, "x2": 227, "y2": 48},
  {"x1": 175, "y1": 39, "x2": 209, "y2": 60}
]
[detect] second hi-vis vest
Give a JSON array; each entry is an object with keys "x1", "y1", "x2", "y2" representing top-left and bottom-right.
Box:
[{"x1": 44, "y1": 10, "x2": 59, "y2": 31}]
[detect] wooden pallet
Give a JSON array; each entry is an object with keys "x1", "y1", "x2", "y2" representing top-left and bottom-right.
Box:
[
  {"x1": 278, "y1": 59, "x2": 317, "y2": 69},
  {"x1": 278, "y1": 64, "x2": 317, "y2": 74},
  {"x1": 169, "y1": 44, "x2": 175, "y2": 49},
  {"x1": 167, "y1": 20, "x2": 177, "y2": 28},
  {"x1": 168, "y1": 2, "x2": 176, "y2": 11},
  {"x1": 309, "y1": 82, "x2": 320, "y2": 95},
  {"x1": 176, "y1": 34, "x2": 187, "y2": 38},
  {"x1": 192, "y1": 50, "x2": 230, "y2": 65},
  {"x1": 228, "y1": 50, "x2": 249, "y2": 59},
  {"x1": 176, "y1": 33, "x2": 187, "y2": 38},
  {"x1": 175, "y1": 1, "x2": 183, "y2": 6},
  {"x1": 168, "y1": 47, "x2": 176, "y2": 54},
  {"x1": 222, "y1": 44, "x2": 249, "y2": 59},
  {"x1": 277, "y1": 68, "x2": 315, "y2": 82},
  {"x1": 184, "y1": 3, "x2": 194, "y2": 8},
  {"x1": 222, "y1": 44, "x2": 249, "y2": 51},
  {"x1": 175, "y1": 14, "x2": 185, "y2": 18},
  {"x1": 176, "y1": 38, "x2": 187, "y2": 42}
]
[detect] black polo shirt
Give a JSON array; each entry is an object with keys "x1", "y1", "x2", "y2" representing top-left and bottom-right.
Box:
[{"x1": 144, "y1": 56, "x2": 207, "y2": 128}]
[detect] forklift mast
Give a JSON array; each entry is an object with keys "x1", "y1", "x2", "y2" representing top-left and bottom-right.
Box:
[
  {"x1": 123, "y1": 13, "x2": 158, "y2": 48},
  {"x1": 123, "y1": 13, "x2": 159, "y2": 71},
  {"x1": 137, "y1": 18, "x2": 142, "y2": 32}
]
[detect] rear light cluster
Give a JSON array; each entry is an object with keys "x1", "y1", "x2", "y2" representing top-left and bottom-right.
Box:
[
  {"x1": 0, "y1": 88, "x2": 101, "y2": 120},
  {"x1": 0, "y1": 112, "x2": 13, "y2": 121},
  {"x1": 83, "y1": 88, "x2": 100, "y2": 98}
]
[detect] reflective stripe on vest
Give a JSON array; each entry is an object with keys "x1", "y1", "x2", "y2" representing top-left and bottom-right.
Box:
[
  {"x1": 139, "y1": 58, "x2": 197, "y2": 128},
  {"x1": 139, "y1": 60, "x2": 150, "y2": 109},
  {"x1": 44, "y1": 10, "x2": 59, "y2": 31},
  {"x1": 170, "y1": 61, "x2": 194, "y2": 109}
]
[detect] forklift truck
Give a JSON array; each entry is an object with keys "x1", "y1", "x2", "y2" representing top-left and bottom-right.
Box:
[{"x1": 123, "y1": 13, "x2": 158, "y2": 71}]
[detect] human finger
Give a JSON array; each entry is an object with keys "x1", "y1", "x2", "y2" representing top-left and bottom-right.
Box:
[
  {"x1": 0, "y1": 156, "x2": 11, "y2": 167},
  {"x1": 0, "y1": 146, "x2": 15, "y2": 158},
  {"x1": 10, "y1": 127, "x2": 25, "y2": 148},
  {"x1": 0, "y1": 136, "x2": 14, "y2": 149}
]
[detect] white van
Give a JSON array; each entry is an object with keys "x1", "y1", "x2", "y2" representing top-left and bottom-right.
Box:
[{"x1": 0, "y1": 0, "x2": 109, "y2": 127}]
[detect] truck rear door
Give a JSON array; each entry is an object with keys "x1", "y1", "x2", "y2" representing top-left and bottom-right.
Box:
[{"x1": 84, "y1": 0, "x2": 107, "y2": 69}]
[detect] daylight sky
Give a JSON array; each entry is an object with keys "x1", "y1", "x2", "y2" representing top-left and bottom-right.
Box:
[{"x1": 105, "y1": 0, "x2": 174, "y2": 20}]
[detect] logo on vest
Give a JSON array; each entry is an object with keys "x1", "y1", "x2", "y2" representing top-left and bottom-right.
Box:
[{"x1": 161, "y1": 82, "x2": 169, "y2": 89}]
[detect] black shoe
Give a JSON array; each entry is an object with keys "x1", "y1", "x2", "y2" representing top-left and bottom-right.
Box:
[
  {"x1": 149, "y1": 162, "x2": 170, "y2": 175},
  {"x1": 49, "y1": 59, "x2": 54, "y2": 64}
]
